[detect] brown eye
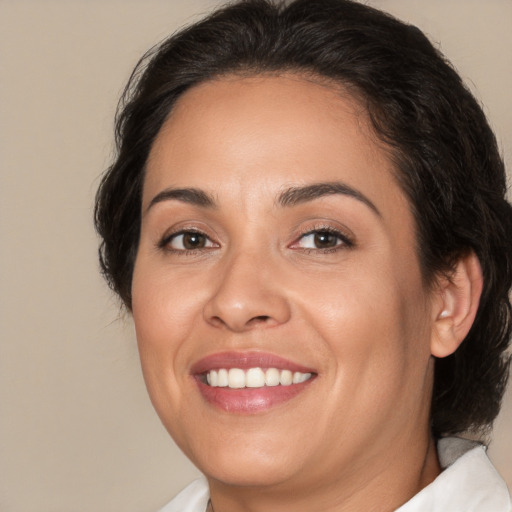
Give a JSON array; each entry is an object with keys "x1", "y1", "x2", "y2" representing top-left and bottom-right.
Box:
[
  {"x1": 296, "y1": 229, "x2": 346, "y2": 250},
  {"x1": 166, "y1": 231, "x2": 215, "y2": 251},
  {"x1": 182, "y1": 232, "x2": 207, "y2": 249},
  {"x1": 313, "y1": 231, "x2": 339, "y2": 248}
]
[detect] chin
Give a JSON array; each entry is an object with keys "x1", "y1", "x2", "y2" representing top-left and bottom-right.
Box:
[
  {"x1": 181, "y1": 429, "x2": 307, "y2": 488},
  {"x1": 200, "y1": 455, "x2": 298, "y2": 488}
]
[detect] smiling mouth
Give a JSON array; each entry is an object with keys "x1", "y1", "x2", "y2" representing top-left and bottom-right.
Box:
[
  {"x1": 192, "y1": 352, "x2": 317, "y2": 412},
  {"x1": 203, "y1": 367, "x2": 313, "y2": 389}
]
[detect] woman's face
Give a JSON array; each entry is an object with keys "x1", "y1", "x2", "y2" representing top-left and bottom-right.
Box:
[{"x1": 132, "y1": 75, "x2": 439, "y2": 492}]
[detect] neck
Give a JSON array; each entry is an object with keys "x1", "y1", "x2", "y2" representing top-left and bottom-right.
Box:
[{"x1": 207, "y1": 435, "x2": 441, "y2": 512}]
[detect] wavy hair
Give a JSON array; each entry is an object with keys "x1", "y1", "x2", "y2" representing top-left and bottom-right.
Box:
[{"x1": 95, "y1": 0, "x2": 512, "y2": 437}]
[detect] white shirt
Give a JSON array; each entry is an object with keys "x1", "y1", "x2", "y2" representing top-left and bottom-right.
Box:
[{"x1": 158, "y1": 437, "x2": 511, "y2": 512}]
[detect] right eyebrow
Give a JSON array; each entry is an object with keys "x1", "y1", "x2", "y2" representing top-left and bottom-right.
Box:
[
  {"x1": 277, "y1": 181, "x2": 381, "y2": 217},
  {"x1": 144, "y1": 187, "x2": 217, "y2": 215}
]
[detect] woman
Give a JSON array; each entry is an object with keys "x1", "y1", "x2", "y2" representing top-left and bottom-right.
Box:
[{"x1": 95, "y1": 0, "x2": 512, "y2": 510}]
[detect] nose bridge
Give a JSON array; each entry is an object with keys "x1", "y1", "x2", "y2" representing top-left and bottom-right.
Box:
[{"x1": 203, "y1": 244, "x2": 291, "y2": 331}]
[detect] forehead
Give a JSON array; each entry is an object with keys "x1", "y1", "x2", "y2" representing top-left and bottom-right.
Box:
[
  {"x1": 144, "y1": 73, "x2": 406, "y2": 218},
  {"x1": 149, "y1": 74, "x2": 374, "y2": 160}
]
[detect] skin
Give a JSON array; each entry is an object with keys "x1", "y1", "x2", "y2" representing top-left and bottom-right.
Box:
[{"x1": 131, "y1": 74, "x2": 480, "y2": 511}]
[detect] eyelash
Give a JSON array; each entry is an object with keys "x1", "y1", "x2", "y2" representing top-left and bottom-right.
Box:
[
  {"x1": 158, "y1": 228, "x2": 218, "y2": 256},
  {"x1": 158, "y1": 225, "x2": 354, "y2": 255},
  {"x1": 291, "y1": 225, "x2": 355, "y2": 253}
]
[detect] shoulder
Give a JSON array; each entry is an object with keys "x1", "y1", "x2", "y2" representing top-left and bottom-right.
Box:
[
  {"x1": 157, "y1": 476, "x2": 210, "y2": 512},
  {"x1": 397, "y1": 437, "x2": 511, "y2": 512}
]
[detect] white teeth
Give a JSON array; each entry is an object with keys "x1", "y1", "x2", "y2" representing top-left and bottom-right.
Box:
[
  {"x1": 280, "y1": 370, "x2": 293, "y2": 386},
  {"x1": 205, "y1": 367, "x2": 312, "y2": 389},
  {"x1": 207, "y1": 370, "x2": 218, "y2": 386},
  {"x1": 228, "y1": 368, "x2": 246, "y2": 388},
  {"x1": 293, "y1": 371, "x2": 308, "y2": 383},
  {"x1": 217, "y1": 368, "x2": 229, "y2": 387},
  {"x1": 265, "y1": 368, "x2": 280, "y2": 387},
  {"x1": 246, "y1": 367, "x2": 265, "y2": 387}
]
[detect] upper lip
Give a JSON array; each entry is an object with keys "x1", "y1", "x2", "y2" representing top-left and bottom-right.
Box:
[{"x1": 190, "y1": 351, "x2": 317, "y2": 375}]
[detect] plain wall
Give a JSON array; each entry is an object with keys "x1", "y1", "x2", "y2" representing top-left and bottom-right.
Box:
[{"x1": 0, "y1": 1, "x2": 510, "y2": 511}]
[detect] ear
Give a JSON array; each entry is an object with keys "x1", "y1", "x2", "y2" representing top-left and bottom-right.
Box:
[{"x1": 430, "y1": 252, "x2": 483, "y2": 358}]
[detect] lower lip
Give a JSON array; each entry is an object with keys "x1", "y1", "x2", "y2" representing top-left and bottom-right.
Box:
[{"x1": 195, "y1": 378, "x2": 314, "y2": 413}]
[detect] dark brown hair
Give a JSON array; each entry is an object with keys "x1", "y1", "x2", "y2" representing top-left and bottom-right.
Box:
[{"x1": 95, "y1": 0, "x2": 512, "y2": 437}]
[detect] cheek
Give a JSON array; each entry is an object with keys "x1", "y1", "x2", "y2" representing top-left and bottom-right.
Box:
[
  {"x1": 131, "y1": 265, "x2": 201, "y2": 438},
  {"x1": 131, "y1": 260, "x2": 219, "y2": 414},
  {"x1": 131, "y1": 263, "x2": 188, "y2": 396},
  {"x1": 132, "y1": 262, "x2": 202, "y2": 347},
  {"x1": 293, "y1": 258, "x2": 432, "y2": 380}
]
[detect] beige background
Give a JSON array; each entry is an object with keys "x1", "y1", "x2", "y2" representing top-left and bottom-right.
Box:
[{"x1": 0, "y1": 1, "x2": 510, "y2": 511}]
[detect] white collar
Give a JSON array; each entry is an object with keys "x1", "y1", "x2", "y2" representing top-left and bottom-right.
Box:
[
  {"x1": 396, "y1": 437, "x2": 511, "y2": 511},
  {"x1": 159, "y1": 437, "x2": 511, "y2": 512}
]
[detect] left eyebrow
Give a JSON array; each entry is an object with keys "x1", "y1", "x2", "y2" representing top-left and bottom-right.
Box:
[
  {"x1": 277, "y1": 181, "x2": 381, "y2": 217},
  {"x1": 145, "y1": 187, "x2": 217, "y2": 215}
]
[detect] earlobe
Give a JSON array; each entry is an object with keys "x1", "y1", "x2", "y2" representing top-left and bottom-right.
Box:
[{"x1": 430, "y1": 252, "x2": 483, "y2": 358}]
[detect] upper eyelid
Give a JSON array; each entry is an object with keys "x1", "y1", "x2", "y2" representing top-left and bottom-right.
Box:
[
  {"x1": 294, "y1": 223, "x2": 355, "y2": 243},
  {"x1": 160, "y1": 223, "x2": 215, "y2": 239},
  {"x1": 293, "y1": 232, "x2": 353, "y2": 249},
  {"x1": 299, "y1": 226, "x2": 346, "y2": 236},
  {"x1": 159, "y1": 227, "x2": 217, "y2": 248},
  {"x1": 156, "y1": 221, "x2": 355, "y2": 249}
]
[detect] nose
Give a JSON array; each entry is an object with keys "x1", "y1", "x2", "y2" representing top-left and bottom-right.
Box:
[{"x1": 203, "y1": 250, "x2": 291, "y2": 332}]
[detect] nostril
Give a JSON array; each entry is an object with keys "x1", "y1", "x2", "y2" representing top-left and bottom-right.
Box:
[
  {"x1": 210, "y1": 316, "x2": 226, "y2": 328},
  {"x1": 207, "y1": 313, "x2": 276, "y2": 331},
  {"x1": 248, "y1": 315, "x2": 272, "y2": 325}
]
